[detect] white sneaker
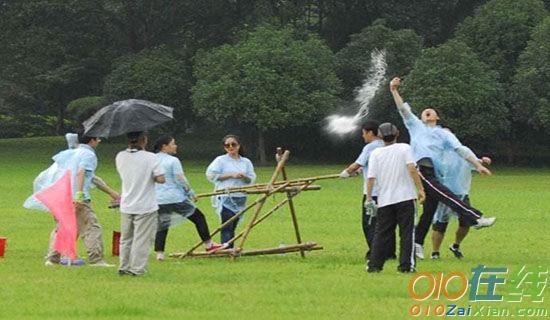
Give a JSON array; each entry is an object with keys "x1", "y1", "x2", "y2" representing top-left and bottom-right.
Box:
[
  {"x1": 414, "y1": 243, "x2": 425, "y2": 260},
  {"x1": 474, "y1": 217, "x2": 496, "y2": 229},
  {"x1": 89, "y1": 261, "x2": 114, "y2": 267},
  {"x1": 156, "y1": 252, "x2": 165, "y2": 261}
]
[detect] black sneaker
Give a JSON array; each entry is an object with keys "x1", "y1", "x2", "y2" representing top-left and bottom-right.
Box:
[
  {"x1": 431, "y1": 252, "x2": 440, "y2": 260},
  {"x1": 366, "y1": 265, "x2": 382, "y2": 273},
  {"x1": 449, "y1": 245, "x2": 464, "y2": 259},
  {"x1": 397, "y1": 266, "x2": 416, "y2": 273}
]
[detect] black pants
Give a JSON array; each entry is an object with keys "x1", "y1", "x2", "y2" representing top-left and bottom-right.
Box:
[
  {"x1": 220, "y1": 206, "x2": 239, "y2": 248},
  {"x1": 154, "y1": 206, "x2": 211, "y2": 252},
  {"x1": 362, "y1": 195, "x2": 396, "y2": 259},
  {"x1": 368, "y1": 199, "x2": 416, "y2": 272},
  {"x1": 415, "y1": 160, "x2": 482, "y2": 246},
  {"x1": 432, "y1": 195, "x2": 471, "y2": 233}
]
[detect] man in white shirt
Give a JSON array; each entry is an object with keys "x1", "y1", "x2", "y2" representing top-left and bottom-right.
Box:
[
  {"x1": 116, "y1": 131, "x2": 165, "y2": 276},
  {"x1": 366, "y1": 123, "x2": 425, "y2": 273}
]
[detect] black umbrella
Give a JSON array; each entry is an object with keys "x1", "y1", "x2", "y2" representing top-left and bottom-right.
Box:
[{"x1": 82, "y1": 99, "x2": 173, "y2": 137}]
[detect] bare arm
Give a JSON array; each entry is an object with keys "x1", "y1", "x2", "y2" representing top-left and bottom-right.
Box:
[
  {"x1": 407, "y1": 163, "x2": 425, "y2": 203},
  {"x1": 366, "y1": 177, "x2": 375, "y2": 202},
  {"x1": 346, "y1": 163, "x2": 361, "y2": 173},
  {"x1": 390, "y1": 77, "x2": 413, "y2": 120},
  {"x1": 465, "y1": 156, "x2": 491, "y2": 175},
  {"x1": 92, "y1": 175, "x2": 120, "y2": 199},
  {"x1": 340, "y1": 163, "x2": 361, "y2": 178}
]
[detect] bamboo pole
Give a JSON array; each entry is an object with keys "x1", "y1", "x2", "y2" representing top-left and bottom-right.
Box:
[
  {"x1": 195, "y1": 184, "x2": 320, "y2": 197},
  {"x1": 195, "y1": 173, "x2": 340, "y2": 198},
  {"x1": 173, "y1": 242, "x2": 323, "y2": 258},
  {"x1": 180, "y1": 181, "x2": 291, "y2": 258},
  {"x1": 277, "y1": 147, "x2": 305, "y2": 258},
  {"x1": 234, "y1": 150, "x2": 290, "y2": 254}
]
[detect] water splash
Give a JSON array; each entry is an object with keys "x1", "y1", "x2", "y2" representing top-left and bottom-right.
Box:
[{"x1": 324, "y1": 49, "x2": 387, "y2": 137}]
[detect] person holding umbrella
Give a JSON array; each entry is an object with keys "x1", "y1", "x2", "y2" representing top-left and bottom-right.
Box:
[
  {"x1": 152, "y1": 135, "x2": 227, "y2": 260},
  {"x1": 116, "y1": 132, "x2": 165, "y2": 276},
  {"x1": 206, "y1": 135, "x2": 256, "y2": 248}
]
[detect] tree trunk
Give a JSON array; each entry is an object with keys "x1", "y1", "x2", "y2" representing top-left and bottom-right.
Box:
[{"x1": 257, "y1": 130, "x2": 267, "y2": 165}]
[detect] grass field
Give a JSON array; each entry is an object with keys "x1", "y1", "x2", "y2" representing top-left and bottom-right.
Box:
[{"x1": 0, "y1": 137, "x2": 549, "y2": 319}]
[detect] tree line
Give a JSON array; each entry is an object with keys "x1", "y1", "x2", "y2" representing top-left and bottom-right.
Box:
[{"x1": 1, "y1": 0, "x2": 550, "y2": 164}]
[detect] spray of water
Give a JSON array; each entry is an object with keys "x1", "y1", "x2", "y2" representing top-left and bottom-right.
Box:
[{"x1": 324, "y1": 49, "x2": 387, "y2": 137}]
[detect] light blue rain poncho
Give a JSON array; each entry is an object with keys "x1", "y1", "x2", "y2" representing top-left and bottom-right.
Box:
[
  {"x1": 397, "y1": 102, "x2": 477, "y2": 176},
  {"x1": 205, "y1": 154, "x2": 256, "y2": 217},
  {"x1": 433, "y1": 145, "x2": 478, "y2": 224},
  {"x1": 154, "y1": 152, "x2": 198, "y2": 230},
  {"x1": 23, "y1": 133, "x2": 98, "y2": 211}
]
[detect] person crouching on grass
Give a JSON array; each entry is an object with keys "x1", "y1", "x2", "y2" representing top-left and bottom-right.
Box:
[
  {"x1": 366, "y1": 123, "x2": 425, "y2": 273},
  {"x1": 116, "y1": 131, "x2": 165, "y2": 276}
]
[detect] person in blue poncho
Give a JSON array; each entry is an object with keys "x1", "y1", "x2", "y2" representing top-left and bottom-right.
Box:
[
  {"x1": 152, "y1": 135, "x2": 226, "y2": 260},
  {"x1": 206, "y1": 135, "x2": 256, "y2": 248}
]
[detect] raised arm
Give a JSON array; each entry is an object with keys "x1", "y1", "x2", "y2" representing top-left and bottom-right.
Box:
[{"x1": 390, "y1": 77, "x2": 413, "y2": 120}]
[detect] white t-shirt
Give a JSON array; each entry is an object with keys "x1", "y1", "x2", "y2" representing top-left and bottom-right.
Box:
[
  {"x1": 367, "y1": 143, "x2": 417, "y2": 208},
  {"x1": 116, "y1": 149, "x2": 165, "y2": 214}
]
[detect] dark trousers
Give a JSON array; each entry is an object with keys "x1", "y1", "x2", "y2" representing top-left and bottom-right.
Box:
[
  {"x1": 362, "y1": 195, "x2": 396, "y2": 259},
  {"x1": 415, "y1": 161, "x2": 482, "y2": 246},
  {"x1": 368, "y1": 200, "x2": 416, "y2": 272},
  {"x1": 221, "y1": 206, "x2": 239, "y2": 248},
  {"x1": 154, "y1": 207, "x2": 211, "y2": 252}
]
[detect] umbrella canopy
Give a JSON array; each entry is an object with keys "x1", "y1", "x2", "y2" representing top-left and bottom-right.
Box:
[{"x1": 82, "y1": 99, "x2": 173, "y2": 137}]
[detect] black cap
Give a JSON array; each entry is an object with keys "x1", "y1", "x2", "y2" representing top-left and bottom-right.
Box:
[{"x1": 378, "y1": 122, "x2": 398, "y2": 138}]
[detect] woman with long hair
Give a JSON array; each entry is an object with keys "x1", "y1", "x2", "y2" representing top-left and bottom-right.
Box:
[
  {"x1": 153, "y1": 135, "x2": 225, "y2": 260},
  {"x1": 206, "y1": 135, "x2": 256, "y2": 248}
]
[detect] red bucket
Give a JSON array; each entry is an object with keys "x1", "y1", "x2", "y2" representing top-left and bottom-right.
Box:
[
  {"x1": 0, "y1": 237, "x2": 6, "y2": 258},
  {"x1": 112, "y1": 231, "x2": 120, "y2": 256}
]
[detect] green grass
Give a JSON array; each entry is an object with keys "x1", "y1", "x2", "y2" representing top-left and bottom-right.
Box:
[{"x1": 0, "y1": 138, "x2": 549, "y2": 319}]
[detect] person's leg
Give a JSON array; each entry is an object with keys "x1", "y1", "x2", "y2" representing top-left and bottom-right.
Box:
[
  {"x1": 417, "y1": 165, "x2": 483, "y2": 226},
  {"x1": 367, "y1": 204, "x2": 397, "y2": 271},
  {"x1": 77, "y1": 202, "x2": 105, "y2": 264},
  {"x1": 188, "y1": 208, "x2": 212, "y2": 243},
  {"x1": 129, "y1": 211, "x2": 158, "y2": 275},
  {"x1": 430, "y1": 201, "x2": 451, "y2": 259},
  {"x1": 45, "y1": 223, "x2": 61, "y2": 264},
  {"x1": 414, "y1": 170, "x2": 439, "y2": 247},
  {"x1": 454, "y1": 195, "x2": 471, "y2": 245},
  {"x1": 220, "y1": 207, "x2": 238, "y2": 248},
  {"x1": 431, "y1": 229, "x2": 445, "y2": 259},
  {"x1": 119, "y1": 213, "x2": 134, "y2": 273},
  {"x1": 154, "y1": 205, "x2": 172, "y2": 253},
  {"x1": 361, "y1": 195, "x2": 371, "y2": 260},
  {"x1": 396, "y1": 200, "x2": 416, "y2": 272}
]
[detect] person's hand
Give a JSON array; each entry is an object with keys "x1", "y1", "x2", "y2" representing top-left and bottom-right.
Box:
[
  {"x1": 74, "y1": 191, "x2": 85, "y2": 208},
  {"x1": 481, "y1": 157, "x2": 492, "y2": 166},
  {"x1": 477, "y1": 165, "x2": 492, "y2": 176},
  {"x1": 234, "y1": 172, "x2": 246, "y2": 179},
  {"x1": 418, "y1": 189, "x2": 426, "y2": 204},
  {"x1": 339, "y1": 169, "x2": 351, "y2": 179},
  {"x1": 390, "y1": 77, "x2": 401, "y2": 91}
]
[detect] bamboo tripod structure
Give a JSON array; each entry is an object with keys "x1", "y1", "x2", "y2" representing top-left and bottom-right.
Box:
[{"x1": 170, "y1": 148, "x2": 340, "y2": 259}]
